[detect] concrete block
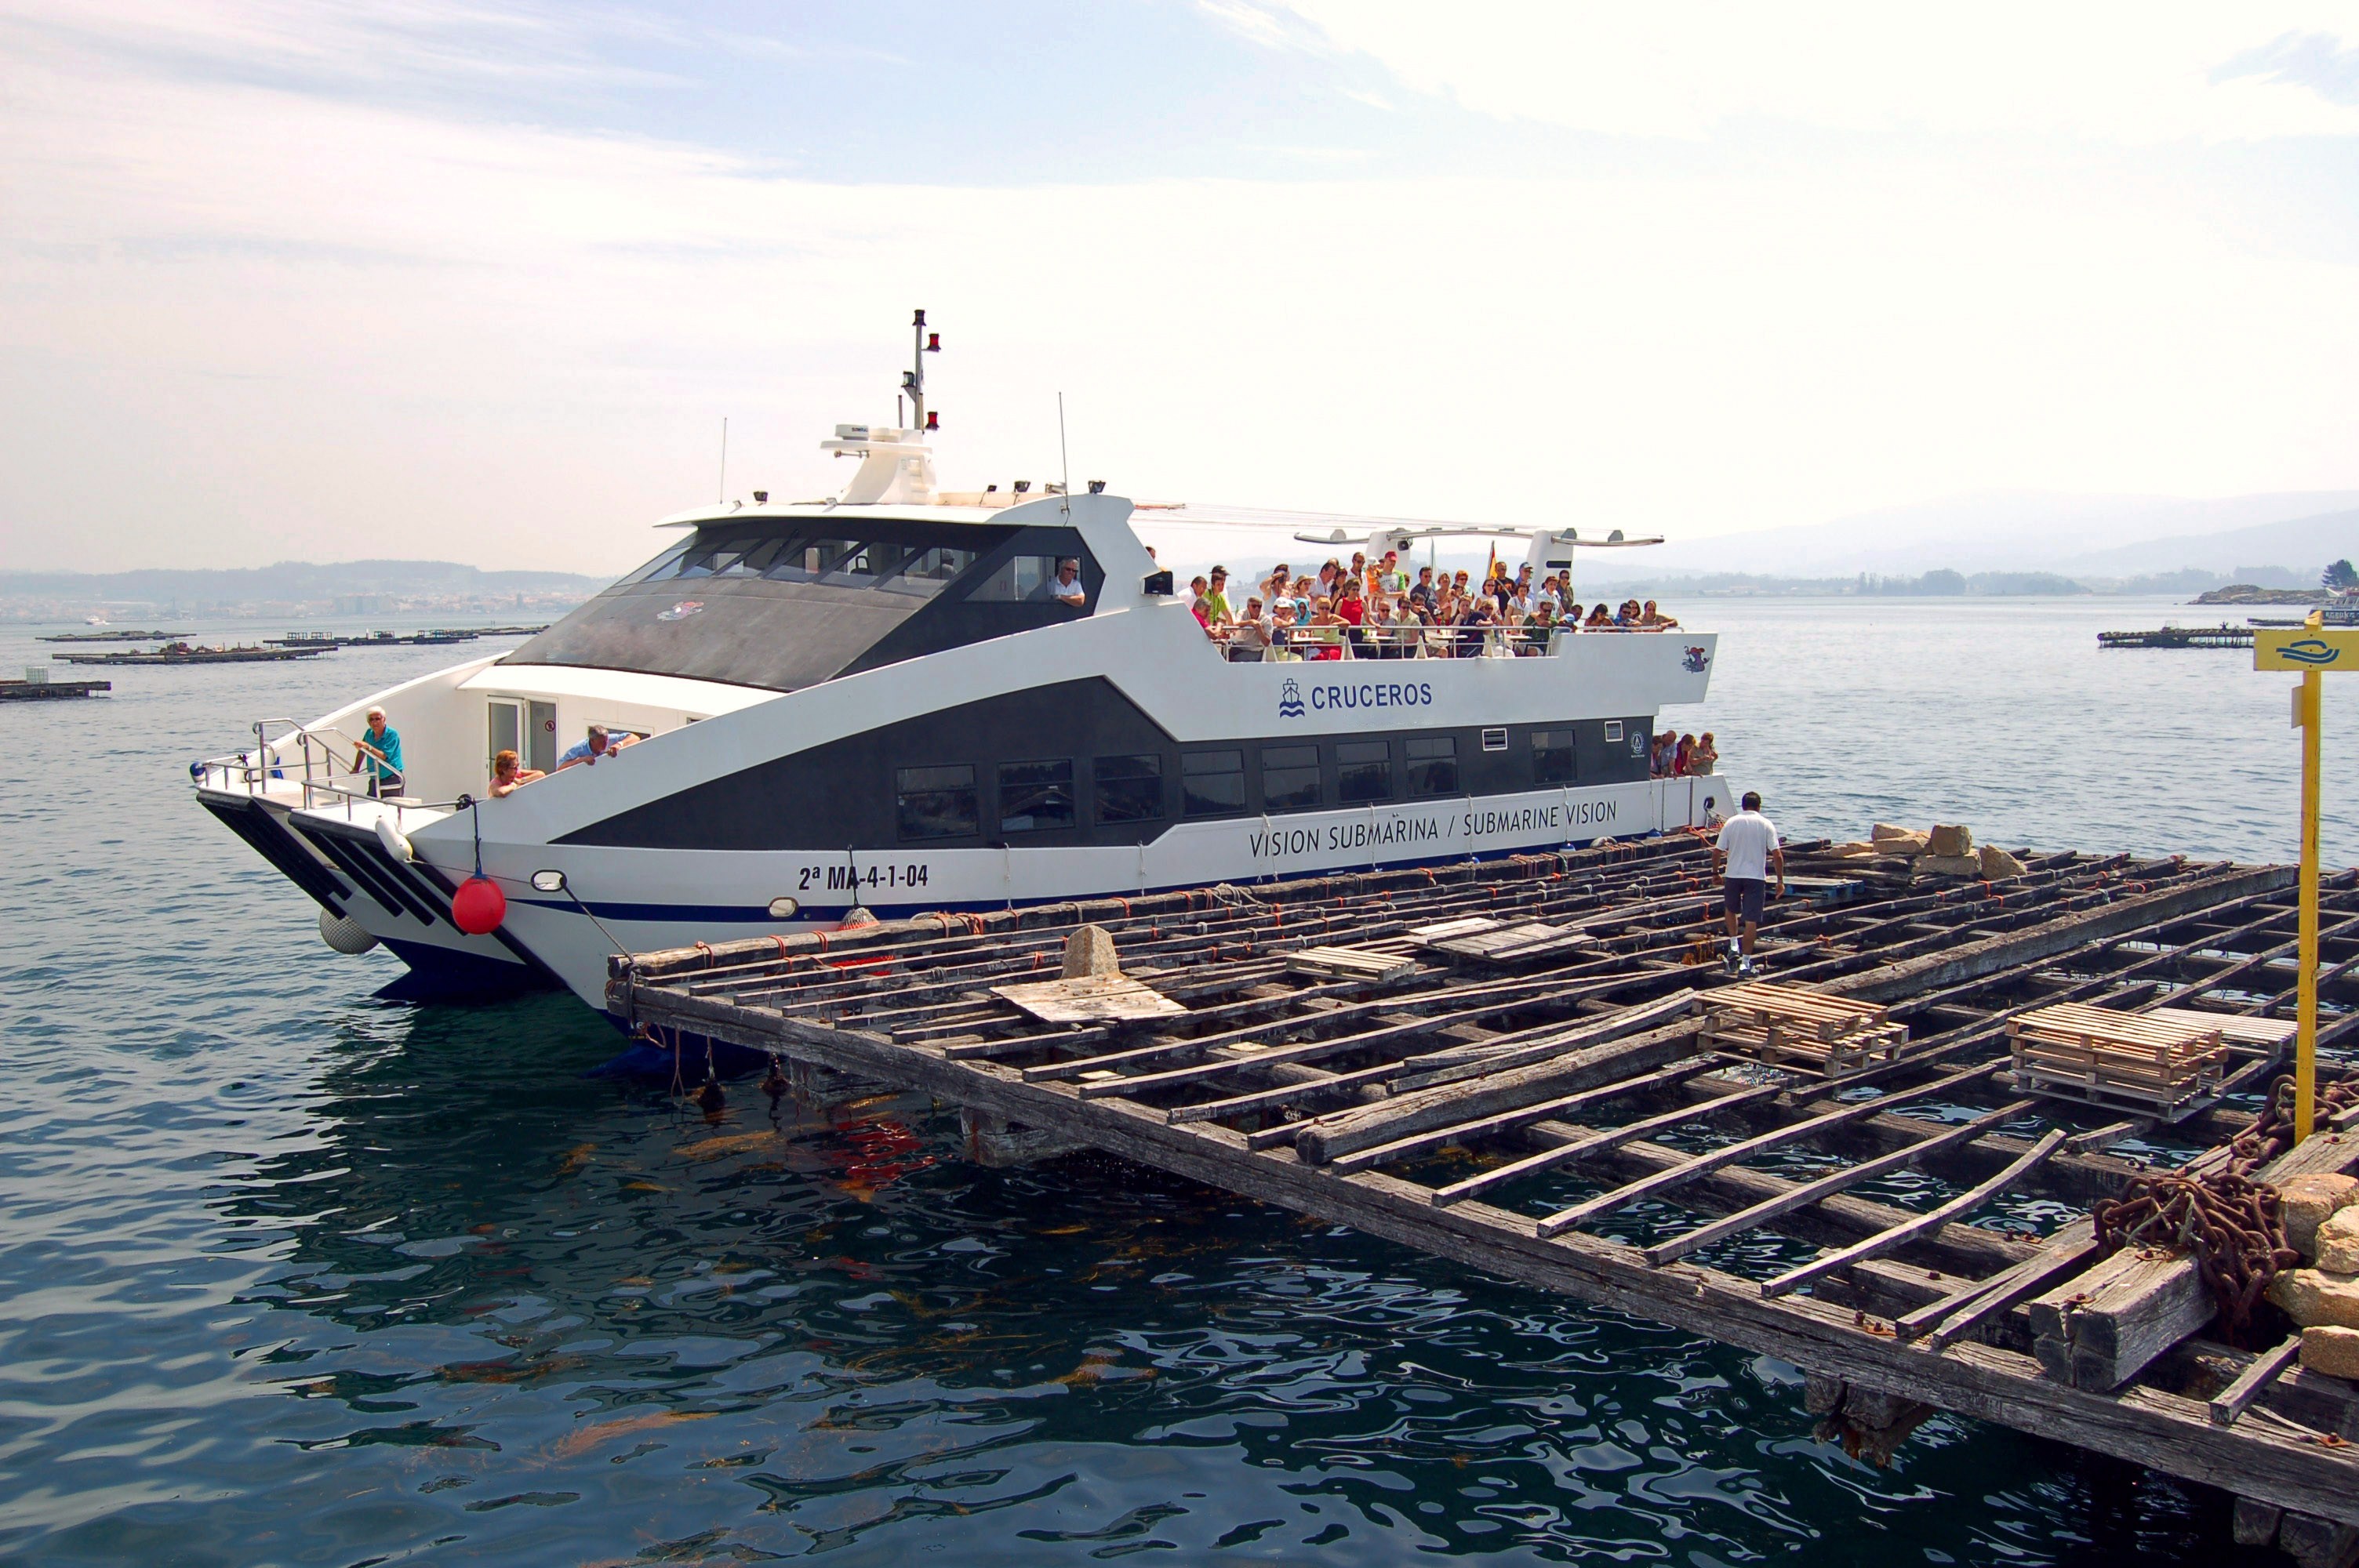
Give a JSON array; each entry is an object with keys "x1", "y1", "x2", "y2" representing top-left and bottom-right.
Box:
[
  {"x1": 2320, "y1": 1209, "x2": 2359, "y2": 1274},
  {"x1": 2269, "y1": 1268, "x2": 2359, "y2": 1330},
  {"x1": 1928, "y1": 824, "x2": 1975, "y2": 858},
  {"x1": 1871, "y1": 826, "x2": 1930, "y2": 854},
  {"x1": 2301, "y1": 1325, "x2": 2359, "y2": 1381},
  {"x1": 2283, "y1": 1174, "x2": 2359, "y2": 1258},
  {"x1": 1915, "y1": 855, "x2": 1982, "y2": 877},
  {"x1": 1062, "y1": 924, "x2": 1121, "y2": 978},
  {"x1": 1978, "y1": 845, "x2": 2029, "y2": 879}
]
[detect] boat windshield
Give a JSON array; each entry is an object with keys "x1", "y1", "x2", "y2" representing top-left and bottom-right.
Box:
[{"x1": 503, "y1": 521, "x2": 1098, "y2": 691}]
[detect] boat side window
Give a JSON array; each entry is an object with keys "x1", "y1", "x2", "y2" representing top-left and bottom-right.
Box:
[
  {"x1": 1336, "y1": 740, "x2": 1393, "y2": 804},
  {"x1": 896, "y1": 764, "x2": 979, "y2": 840},
  {"x1": 761, "y1": 539, "x2": 858, "y2": 583},
  {"x1": 675, "y1": 541, "x2": 747, "y2": 579},
  {"x1": 893, "y1": 546, "x2": 980, "y2": 593},
  {"x1": 1532, "y1": 729, "x2": 1578, "y2": 786},
  {"x1": 1260, "y1": 745, "x2": 1322, "y2": 811},
  {"x1": 998, "y1": 759, "x2": 1076, "y2": 833},
  {"x1": 1093, "y1": 754, "x2": 1165, "y2": 824},
  {"x1": 1405, "y1": 735, "x2": 1459, "y2": 797},
  {"x1": 965, "y1": 555, "x2": 1065, "y2": 602},
  {"x1": 618, "y1": 542, "x2": 692, "y2": 585},
  {"x1": 1180, "y1": 750, "x2": 1246, "y2": 817}
]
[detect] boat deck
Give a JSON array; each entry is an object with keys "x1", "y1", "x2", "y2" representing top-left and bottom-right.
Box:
[{"x1": 612, "y1": 834, "x2": 2359, "y2": 1538}]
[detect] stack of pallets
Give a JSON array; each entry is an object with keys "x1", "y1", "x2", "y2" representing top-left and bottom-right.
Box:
[
  {"x1": 1701, "y1": 981, "x2": 1914, "y2": 1077},
  {"x1": 2007, "y1": 1004, "x2": 2227, "y2": 1122}
]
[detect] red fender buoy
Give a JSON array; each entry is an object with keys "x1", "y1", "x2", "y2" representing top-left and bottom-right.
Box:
[{"x1": 452, "y1": 876, "x2": 507, "y2": 935}]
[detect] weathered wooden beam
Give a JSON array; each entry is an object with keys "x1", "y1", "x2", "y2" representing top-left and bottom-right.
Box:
[
  {"x1": 1432, "y1": 1082, "x2": 1783, "y2": 1209},
  {"x1": 1534, "y1": 1059, "x2": 2006, "y2": 1236},
  {"x1": 1830, "y1": 867, "x2": 2295, "y2": 1004},
  {"x1": 1760, "y1": 1131, "x2": 2066, "y2": 1299},
  {"x1": 1291, "y1": 1018, "x2": 1707, "y2": 1167},
  {"x1": 1644, "y1": 1098, "x2": 2039, "y2": 1265},
  {"x1": 2212, "y1": 1338, "x2": 2305, "y2": 1427}
]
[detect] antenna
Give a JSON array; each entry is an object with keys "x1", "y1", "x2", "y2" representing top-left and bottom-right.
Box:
[
  {"x1": 1058, "y1": 392, "x2": 1071, "y2": 517},
  {"x1": 903, "y1": 307, "x2": 940, "y2": 434},
  {"x1": 718, "y1": 416, "x2": 728, "y2": 503}
]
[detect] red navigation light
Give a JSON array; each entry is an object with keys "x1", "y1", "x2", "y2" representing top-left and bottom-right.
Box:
[
  {"x1": 926, "y1": 332, "x2": 940, "y2": 351},
  {"x1": 925, "y1": 410, "x2": 940, "y2": 431}
]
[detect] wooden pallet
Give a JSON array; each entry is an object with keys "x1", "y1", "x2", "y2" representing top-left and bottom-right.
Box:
[
  {"x1": 1702, "y1": 980, "x2": 1913, "y2": 1078},
  {"x1": 2007, "y1": 1003, "x2": 2226, "y2": 1121},
  {"x1": 1285, "y1": 945, "x2": 1419, "y2": 985},
  {"x1": 1408, "y1": 915, "x2": 1598, "y2": 965},
  {"x1": 990, "y1": 973, "x2": 1187, "y2": 1023}
]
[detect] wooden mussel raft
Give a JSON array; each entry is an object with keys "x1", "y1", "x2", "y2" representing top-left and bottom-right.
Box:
[{"x1": 613, "y1": 836, "x2": 2359, "y2": 1554}]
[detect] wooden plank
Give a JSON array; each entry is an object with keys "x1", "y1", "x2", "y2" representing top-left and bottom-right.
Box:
[
  {"x1": 1759, "y1": 1130, "x2": 2067, "y2": 1299},
  {"x1": 1429, "y1": 1083, "x2": 1783, "y2": 1208},
  {"x1": 1829, "y1": 867, "x2": 2296, "y2": 1003},
  {"x1": 1387, "y1": 991, "x2": 1703, "y2": 1094},
  {"x1": 1532, "y1": 1058, "x2": 2006, "y2": 1236},
  {"x1": 2213, "y1": 1338, "x2": 2306, "y2": 1427},
  {"x1": 1897, "y1": 1218, "x2": 2102, "y2": 1347},
  {"x1": 1643, "y1": 1098, "x2": 2038, "y2": 1265},
  {"x1": 1291, "y1": 1017, "x2": 1707, "y2": 1164},
  {"x1": 1288, "y1": 945, "x2": 1420, "y2": 985},
  {"x1": 990, "y1": 974, "x2": 1187, "y2": 1023},
  {"x1": 1328, "y1": 1056, "x2": 1722, "y2": 1176}
]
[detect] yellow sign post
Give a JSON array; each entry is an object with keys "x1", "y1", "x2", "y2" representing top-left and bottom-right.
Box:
[{"x1": 2253, "y1": 619, "x2": 2359, "y2": 1142}]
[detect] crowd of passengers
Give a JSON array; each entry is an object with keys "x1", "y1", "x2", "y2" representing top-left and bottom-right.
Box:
[
  {"x1": 1649, "y1": 728, "x2": 1720, "y2": 779},
  {"x1": 1184, "y1": 549, "x2": 1679, "y2": 659}
]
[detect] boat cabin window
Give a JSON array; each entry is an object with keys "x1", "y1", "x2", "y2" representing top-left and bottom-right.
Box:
[
  {"x1": 966, "y1": 555, "x2": 1070, "y2": 602},
  {"x1": 1336, "y1": 740, "x2": 1393, "y2": 804},
  {"x1": 896, "y1": 764, "x2": 978, "y2": 840},
  {"x1": 503, "y1": 521, "x2": 1100, "y2": 693},
  {"x1": 1532, "y1": 730, "x2": 1578, "y2": 786},
  {"x1": 1260, "y1": 745, "x2": 1322, "y2": 811},
  {"x1": 998, "y1": 759, "x2": 1076, "y2": 833},
  {"x1": 1405, "y1": 735, "x2": 1458, "y2": 796},
  {"x1": 1181, "y1": 750, "x2": 1246, "y2": 817},
  {"x1": 1093, "y1": 754, "x2": 1165, "y2": 824}
]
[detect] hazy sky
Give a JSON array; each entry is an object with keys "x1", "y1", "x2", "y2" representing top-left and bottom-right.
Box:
[{"x1": 5, "y1": 2, "x2": 2359, "y2": 574}]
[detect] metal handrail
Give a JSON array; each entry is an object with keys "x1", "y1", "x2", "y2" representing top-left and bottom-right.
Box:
[{"x1": 192, "y1": 717, "x2": 460, "y2": 831}]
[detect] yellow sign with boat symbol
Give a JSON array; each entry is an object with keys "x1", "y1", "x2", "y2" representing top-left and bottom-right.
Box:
[{"x1": 2254, "y1": 627, "x2": 2359, "y2": 672}]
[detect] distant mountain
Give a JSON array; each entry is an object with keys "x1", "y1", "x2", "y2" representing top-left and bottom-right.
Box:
[
  {"x1": 2044, "y1": 507, "x2": 2359, "y2": 578},
  {"x1": 0, "y1": 558, "x2": 608, "y2": 602},
  {"x1": 1590, "y1": 489, "x2": 2359, "y2": 579}
]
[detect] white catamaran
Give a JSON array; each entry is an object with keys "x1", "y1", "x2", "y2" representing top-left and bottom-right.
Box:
[{"x1": 195, "y1": 314, "x2": 1733, "y2": 1011}]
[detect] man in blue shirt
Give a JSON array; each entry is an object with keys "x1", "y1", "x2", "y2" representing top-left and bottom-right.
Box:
[
  {"x1": 353, "y1": 707, "x2": 405, "y2": 798},
  {"x1": 557, "y1": 724, "x2": 635, "y2": 771}
]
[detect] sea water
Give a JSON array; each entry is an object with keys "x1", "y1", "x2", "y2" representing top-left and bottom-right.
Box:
[{"x1": 0, "y1": 597, "x2": 2349, "y2": 1566}]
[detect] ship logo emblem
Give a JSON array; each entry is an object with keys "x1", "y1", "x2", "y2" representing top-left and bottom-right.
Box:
[
  {"x1": 2280, "y1": 638, "x2": 2343, "y2": 667},
  {"x1": 1278, "y1": 678, "x2": 1305, "y2": 718},
  {"x1": 656, "y1": 600, "x2": 706, "y2": 622},
  {"x1": 1682, "y1": 644, "x2": 1710, "y2": 673}
]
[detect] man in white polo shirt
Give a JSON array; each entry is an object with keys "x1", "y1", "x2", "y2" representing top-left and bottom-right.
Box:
[{"x1": 1713, "y1": 789, "x2": 1784, "y2": 975}]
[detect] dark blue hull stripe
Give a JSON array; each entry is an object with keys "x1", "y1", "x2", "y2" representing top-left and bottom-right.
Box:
[{"x1": 511, "y1": 834, "x2": 1669, "y2": 927}]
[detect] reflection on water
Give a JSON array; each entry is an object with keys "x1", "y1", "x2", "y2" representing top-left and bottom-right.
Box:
[{"x1": 0, "y1": 604, "x2": 2310, "y2": 1563}]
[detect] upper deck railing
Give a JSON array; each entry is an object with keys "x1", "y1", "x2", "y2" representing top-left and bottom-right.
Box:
[
  {"x1": 1205, "y1": 621, "x2": 1684, "y2": 662},
  {"x1": 192, "y1": 719, "x2": 455, "y2": 829}
]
